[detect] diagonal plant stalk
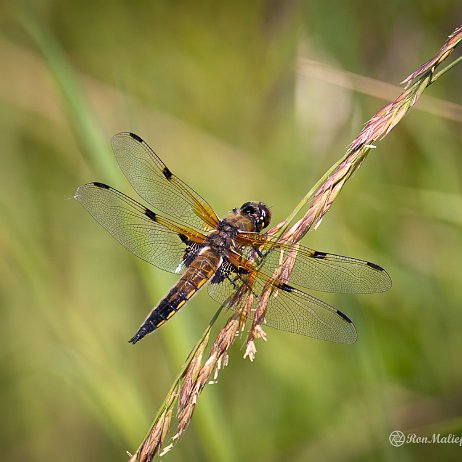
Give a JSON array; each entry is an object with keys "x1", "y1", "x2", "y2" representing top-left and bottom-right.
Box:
[
  {"x1": 127, "y1": 306, "x2": 223, "y2": 460},
  {"x1": 129, "y1": 25, "x2": 462, "y2": 461}
]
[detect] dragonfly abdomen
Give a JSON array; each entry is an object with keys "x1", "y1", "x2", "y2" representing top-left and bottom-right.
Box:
[{"x1": 129, "y1": 250, "x2": 222, "y2": 344}]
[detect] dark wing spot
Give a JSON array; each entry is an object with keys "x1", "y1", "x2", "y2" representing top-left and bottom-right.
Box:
[
  {"x1": 129, "y1": 132, "x2": 143, "y2": 143},
  {"x1": 366, "y1": 261, "x2": 384, "y2": 271},
  {"x1": 93, "y1": 182, "x2": 110, "y2": 189},
  {"x1": 313, "y1": 251, "x2": 327, "y2": 259},
  {"x1": 183, "y1": 243, "x2": 200, "y2": 267},
  {"x1": 177, "y1": 234, "x2": 201, "y2": 267},
  {"x1": 144, "y1": 208, "x2": 157, "y2": 221},
  {"x1": 336, "y1": 310, "x2": 352, "y2": 323},
  {"x1": 280, "y1": 283, "x2": 295, "y2": 292},
  {"x1": 211, "y1": 260, "x2": 240, "y2": 284},
  {"x1": 162, "y1": 166, "x2": 173, "y2": 180},
  {"x1": 211, "y1": 265, "x2": 229, "y2": 284},
  {"x1": 179, "y1": 234, "x2": 189, "y2": 243}
]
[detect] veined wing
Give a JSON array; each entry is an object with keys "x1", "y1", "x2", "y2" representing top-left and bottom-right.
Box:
[
  {"x1": 207, "y1": 266, "x2": 356, "y2": 344},
  {"x1": 235, "y1": 232, "x2": 391, "y2": 294},
  {"x1": 75, "y1": 182, "x2": 206, "y2": 274},
  {"x1": 111, "y1": 132, "x2": 220, "y2": 231}
]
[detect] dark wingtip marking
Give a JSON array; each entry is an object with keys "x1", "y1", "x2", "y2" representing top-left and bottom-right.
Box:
[
  {"x1": 162, "y1": 166, "x2": 173, "y2": 180},
  {"x1": 280, "y1": 283, "x2": 295, "y2": 292},
  {"x1": 144, "y1": 208, "x2": 157, "y2": 220},
  {"x1": 129, "y1": 132, "x2": 143, "y2": 143},
  {"x1": 313, "y1": 251, "x2": 327, "y2": 259},
  {"x1": 93, "y1": 182, "x2": 110, "y2": 189},
  {"x1": 367, "y1": 261, "x2": 384, "y2": 271},
  {"x1": 336, "y1": 310, "x2": 352, "y2": 323},
  {"x1": 179, "y1": 234, "x2": 189, "y2": 243}
]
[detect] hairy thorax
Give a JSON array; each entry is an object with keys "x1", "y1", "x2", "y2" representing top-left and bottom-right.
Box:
[{"x1": 204, "y1": 212, "x2": 256, "y2": 256}]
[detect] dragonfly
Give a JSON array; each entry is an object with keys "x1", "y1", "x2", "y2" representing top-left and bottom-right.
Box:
[{"x1": 75, "y1": 132, "x2": 391, "y2": 345}]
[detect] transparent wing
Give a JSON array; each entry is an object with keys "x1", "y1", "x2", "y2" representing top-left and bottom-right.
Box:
[
  {"x1": 75, "y1": 182, "x2": 206, "y2": 274},
  {"x1": 111, "y1": 132, "x2": 220, "y2": 231},
  {"x1": 260, "y1": 282, "x2": 356, "y2": 343},
  {"x1": 236, "y1": 233, "x2": 391, "y2": 294},
  {"x1": 207, "y1": 267, "x2": 357, "y2": 344}
]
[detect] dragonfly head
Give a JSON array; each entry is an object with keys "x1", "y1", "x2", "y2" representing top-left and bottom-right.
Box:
[{"x1": 240, "y1": 201, "x2": 271, "y2": 232}]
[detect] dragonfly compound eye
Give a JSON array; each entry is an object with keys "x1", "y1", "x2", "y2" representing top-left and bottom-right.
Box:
[{"x1": 258, "y1": 203, "x2": 271, "y2": 230}]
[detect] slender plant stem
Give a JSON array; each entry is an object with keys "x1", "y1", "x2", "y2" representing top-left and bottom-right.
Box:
[
  {"x1": 131, "y1": 304, "x2": 224, "y2": 458},
  {"x1": 432, "y1": 55, "x2": 462, "y2": 82}
]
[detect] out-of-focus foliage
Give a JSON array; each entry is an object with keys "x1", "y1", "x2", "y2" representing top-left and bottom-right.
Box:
[{"x1": 1, "y1": 1, "x2": 461, "y2": 461}]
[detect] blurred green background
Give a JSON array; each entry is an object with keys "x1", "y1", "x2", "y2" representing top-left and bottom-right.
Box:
[{"x1": 1, "y1": 1, "x2": 462, "y2": 461}]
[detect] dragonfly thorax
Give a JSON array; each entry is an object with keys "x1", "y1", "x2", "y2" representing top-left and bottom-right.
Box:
[{"x1": 205, "y1": 220, "x2": 240, "y2": 256}]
